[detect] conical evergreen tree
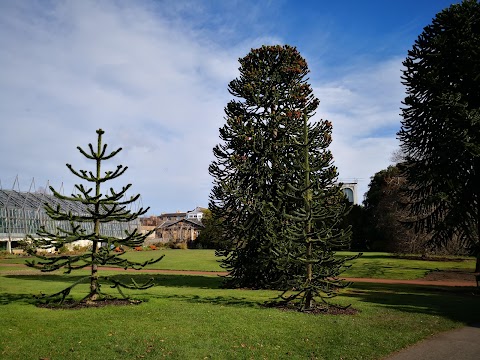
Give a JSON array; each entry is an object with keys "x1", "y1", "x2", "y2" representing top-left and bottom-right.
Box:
[
  {"x1": 26, "y1": 129, "x2": 163, "y2": 304},
  {"x1": 275, "y1": 115, "x2": 357, "y2": 311},
  {"x1": 210, "y1": 45, "x2": 317, "y2": 288},
  {"x1": 397, "y1": 0, "x2": 480, "y2": 271},
  {"x1": 209, "y1": 45, "x2": 353, "y2": 290}
]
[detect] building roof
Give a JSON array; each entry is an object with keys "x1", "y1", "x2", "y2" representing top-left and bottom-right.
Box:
[
  {"x1": 160, "y1": 212, "x2": 187, "y2": 218},
  {"x1": 158, "y1": 218, "x2": 205, "y2": 229},
  {"x1": 1, "y1": 189, "x2": 88, "y2": 213}
]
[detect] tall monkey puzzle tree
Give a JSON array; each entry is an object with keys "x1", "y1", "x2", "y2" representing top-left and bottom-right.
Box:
[
  {"x1": 210, "y1": 45, "x2": 315, "y2": 288},
  {"x1": 209, "y1": 45, "x2": 352, "y2": 291},
  {"x1": 397, "y1": 0, "x2": 480, "y2": 271},
  {"x1": 27, "y1": 129, "x2": 163, "y2": 304}
]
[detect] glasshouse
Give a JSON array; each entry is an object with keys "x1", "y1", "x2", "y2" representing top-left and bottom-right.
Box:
[{"x1": 0, "y1": 189, "x2": 140, "y2": 253}]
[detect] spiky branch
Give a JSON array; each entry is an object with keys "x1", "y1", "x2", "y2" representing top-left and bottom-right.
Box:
[{"x1": 27, "y1": 129, "x2": 163, "y2": 303}]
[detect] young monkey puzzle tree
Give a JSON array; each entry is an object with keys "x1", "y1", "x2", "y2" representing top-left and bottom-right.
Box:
[
  {"x1": 275, "y1": 115, "x2": 357, "y2": 311},
  {"x1": 26, "y1": 129, "x2": 163, "y2": 304}
]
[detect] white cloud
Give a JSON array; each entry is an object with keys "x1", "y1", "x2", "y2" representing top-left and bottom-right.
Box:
[
  {"x1": 0, "y1": 0, "x2": 405, "y2": 212},
  {"x1": 313, "y1": 58, "x2": 405, "y2": 201},
  {"x1": 0, "y1": 0, "x2": 243, "y2": 213}
]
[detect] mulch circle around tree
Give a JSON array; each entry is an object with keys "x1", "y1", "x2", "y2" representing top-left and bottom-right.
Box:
[{"x1": 264, "y1": 302, "x2": 359, "y2": 315}]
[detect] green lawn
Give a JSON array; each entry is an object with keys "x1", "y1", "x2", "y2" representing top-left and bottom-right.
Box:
[
  {"x1": 0, "y1": 249, "x2": 223, "y2": 272},
  {"x1": 0, "y1": 251, "x2": 479, "y2": 359},
  {"x1": 1, "y1": 250, "x2": 476, "y2": 279},
  {"x1": 0, "y1": 270, "x2": 478, "y2": 360},
  {"x1": 341, "y1": 252, "x2": 476, "y2": 279}
]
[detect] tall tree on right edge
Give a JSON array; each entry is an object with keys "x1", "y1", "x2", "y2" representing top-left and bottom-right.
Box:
[{"x1": 397, "y1": 0, "x2": 480, "y2": 271}]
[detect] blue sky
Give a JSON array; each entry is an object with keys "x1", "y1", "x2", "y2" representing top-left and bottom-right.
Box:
[{"x1": 0, "y1": 0, "x2": 459, "y2": 214}]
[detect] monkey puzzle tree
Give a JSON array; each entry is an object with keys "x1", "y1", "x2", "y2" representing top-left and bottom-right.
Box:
[
  {"x1": 274, "y1": 115, "x2": 355, "y2": 311},
  {"x1": 27, "y1": 129, "x2": 163, "y2": 304},
  {"x1": 210, "y1": 45, "x2": 318, "y2": 288},
  {"x1": 210, "y1": 45, "x2": 354, "y2": 292},
  {"x1": 397, "y1": 0, "x2": 480, "y2": 271}
]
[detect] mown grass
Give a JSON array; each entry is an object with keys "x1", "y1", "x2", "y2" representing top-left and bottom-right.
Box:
[
  {"x1": 1, "y1": 250, "x2": 476, "y2": 279},
  {"x1": 341, "y1": 252, "x2": 476, "y2": 279},
  {"x1": 0, "y1": 270, "x2": 479, "y2": 360}
]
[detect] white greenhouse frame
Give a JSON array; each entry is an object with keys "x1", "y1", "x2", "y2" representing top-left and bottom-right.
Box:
[{"x1": 0, "y1": 189, "x2": 140, "y2": 253}]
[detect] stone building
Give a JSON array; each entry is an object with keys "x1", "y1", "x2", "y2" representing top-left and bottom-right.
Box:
[{"x1": 140, "y1": 207, "x2": 206, "y2": 245}]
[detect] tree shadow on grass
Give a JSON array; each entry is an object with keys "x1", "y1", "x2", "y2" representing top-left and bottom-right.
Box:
[
  {"x1": 346, "y1": 282, "x2": 480, "y2": 324},
  {"x1": 146, "y1": 293, "x2": 262, "y2": 309},
  {"x1": 3, "y1": 273, "x2": 224, "y2": 289},
  {"x1": 0, "y1": 290, "x2": 263, "y2": 309},
  {"x1": 339, "y1": 254, "x2": 392, "y2": 260},
  {"x1": 0, "y1": 293, "x2": 38, "y2": 305},
  {"x1": 0, "y1": 273, "x2": 262, "y2": 309},
  {"x1": 0, "y1": 273, "x2": 226, "y2": 305},
  {"x1": 344, "y1": 263, "x2": 431, "y2": 279}
]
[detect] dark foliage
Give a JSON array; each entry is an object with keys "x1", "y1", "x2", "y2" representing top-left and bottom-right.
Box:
[
  {"x1": 363, "y1": 165, "x2": 430, "y2": 253},
  {"x1": 194, "y1": 209, "x2": 225, "y2": 249},
  {"x1": 209, "y1": 45, "x2": 356, "y2": 302},
  {"x1": 397, "y1": 1, "x2": 480, "y2": 270},
  {"x1": 341, "y1": 204, "x2": 370, "y2": 251}
]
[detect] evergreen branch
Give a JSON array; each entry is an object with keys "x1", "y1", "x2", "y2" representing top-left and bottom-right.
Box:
[
  {"x1": 26, "y1": 253, "x2": 91, "y2": 273},
  {"x1": 67, "y1": 164, "x2": 97, "y2": 182},
  {"x1": 100, "y1": 165, "x2": 128, "y2": 182},
  {"x1": 98, "y1": 143, "x2": 108, "y2": 159},
  {"x1": 102, "y1": 147, "x2": 123, "y2": 160},
  {"x1": 103, "y1": 253, "x2": 164, "y2": 269},
  {"x1": 73, "y1": 184, "x2": 98, "y2": 200},
  {"x1": 76, "y1": 145, "x2": 96, "y2": 160},
  {"x1": 34, "y1": 276, "x2": 91, "y2": 305},
  {"x1": 48, "y1": 186, "x2": 90, "y2": 203},
  {"x1": 88, "y1": 143, "x2": 97, "y2": 158}
]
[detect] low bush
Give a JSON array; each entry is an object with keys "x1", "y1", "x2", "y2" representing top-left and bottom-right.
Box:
[{"x1": 167, "y1": 241, "x2": 188, "y2": 250}]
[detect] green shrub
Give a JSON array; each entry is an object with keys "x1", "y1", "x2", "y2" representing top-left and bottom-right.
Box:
[
  {"x1": 176, "y1": 242, "x2": 188, "y2": 250},
  {"x1": 167, "y1": 241, "x2": 188, "y2": 250},
  {"x1": 58, "y1": 245, "x2": 69, "y2": 254}
]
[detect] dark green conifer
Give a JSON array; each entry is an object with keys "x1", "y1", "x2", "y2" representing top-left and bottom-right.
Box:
[
  {"x1": 210, "y1": 45, "x2": 315, "y2": 288},
  {"x1": 26, "y1": 129, "x2": 163, "y2": 304},
  {"x1": 210, "y1": 45, "x2": 355, "y2": 294},
  {"x1": 397, "y1": 0, "x2": 480, "y2": 271},
  {"x1": 275, "y1": 115, "x2": 357, "y2": 311}
]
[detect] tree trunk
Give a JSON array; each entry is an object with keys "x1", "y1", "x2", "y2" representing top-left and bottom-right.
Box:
[
  {"x1": 304, "y1": 241, "x2": 313, "y2": 310},
  {"x1": 89, "y1": 132, "x2": 103, "y2": 302},
  {"x1": 476, "y1": 158, "x2": 480, "y2": 274},
  {"x1": 303, "y1": 115, "x2": 313, "y2": 311},
  {"x1": 89, "y1": 239, "x2": 99, "y2": 302}
]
